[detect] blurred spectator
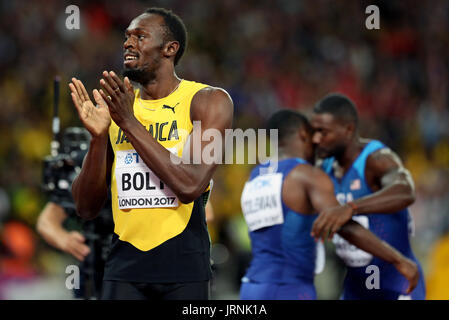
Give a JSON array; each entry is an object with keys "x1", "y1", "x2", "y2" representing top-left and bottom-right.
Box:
[{"x1": 0, "y1": 221, "x2": 38, "y2": 299}]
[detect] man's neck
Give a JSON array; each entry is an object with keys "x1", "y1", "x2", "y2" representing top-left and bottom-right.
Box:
[
  {"x1": 336, "y1": 138, "x2": 363, "y2": 173},
  {"x1": 278, "y1": 147, "x2": 308, "y2": 162},
  {"x1": 139, "y1": 69, "x2": 181, "y2": 100}
]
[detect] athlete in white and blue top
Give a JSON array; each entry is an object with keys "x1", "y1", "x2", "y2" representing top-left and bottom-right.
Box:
[
  {"x1": 239, "y1": 110, "x2": 419, "y2": 300},
  {"x1": 311, "y1": 93, "x2": 426, "y2": 300}
]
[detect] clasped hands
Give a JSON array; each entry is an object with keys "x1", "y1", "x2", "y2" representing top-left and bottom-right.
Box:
[{"x1": 69, "y1": 71, "x2": 136, "y2": 137}]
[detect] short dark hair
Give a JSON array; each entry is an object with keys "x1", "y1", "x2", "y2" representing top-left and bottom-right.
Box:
[
  {"x1": 267, "y1": 110, "x2": 312, "y2": 144},
  {"x1": 314, "y1": 93, "x2": 359, "y2": 128},
  {"x1": 145, "y1": 7, "x2": 187, "y2": 66}
]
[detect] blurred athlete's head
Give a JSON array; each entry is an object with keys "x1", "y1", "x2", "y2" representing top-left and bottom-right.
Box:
[
  {"x1": 123, "y1": 7, "x2": 187, "y2": 84},
  {"x1": 311, "y1": 93, "x2": 359, "y2": 159},
  {"x1": 267, "y1": 110, "x2": 314, "y2": 162}
]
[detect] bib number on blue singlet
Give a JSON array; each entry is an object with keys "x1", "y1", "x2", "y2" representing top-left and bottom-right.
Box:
[
  {"x1": 333, "y1": 192, "x2": 373, "y2": 267},
  {"x1": 241, "y1": 173, "x2": 284, "y2": 232}
]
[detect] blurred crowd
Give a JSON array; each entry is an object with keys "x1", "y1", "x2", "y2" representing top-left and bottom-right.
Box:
[{"x1": 0, "y1": 0, "x2": 448, "y2": 299}]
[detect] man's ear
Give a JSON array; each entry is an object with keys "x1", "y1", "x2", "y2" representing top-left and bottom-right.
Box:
[
  {"x1": 298, "y1": 127, "x2": 309, "y2": 143},
  {"x1": 163, "y1": 40, "x2": 180, "y2": 60},
  {"x1": 345, "y1": 122, "x2": 356, "y2": 138}
]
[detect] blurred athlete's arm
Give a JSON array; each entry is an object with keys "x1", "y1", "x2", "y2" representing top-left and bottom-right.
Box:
[
  {"x1": 36, "y1": 202, "x2": 90, "y2": 261},
  {"x1": 303, "y1": 167, "x2": 418, "y2": 293},
  {"x1": 337, "y1": 220, "x2": 418, "y2": 294},
  {"x1": 98, "y1": 71, "x2": 234, "y2": 204},
  {"x1": 69, "y1": 78, "x2": 113, "y2": 220},
  {"x1": 312, "y1": 148, "x2": 416, "y2": 239}
]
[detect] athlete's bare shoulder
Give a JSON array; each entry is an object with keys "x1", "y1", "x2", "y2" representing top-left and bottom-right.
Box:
[
  {"x1": 287, "y1": 163, "x2": 332, "y2": 190},
  {"x1": 365, "y1": 142, "x2": 413, "y2": 191},
  {"x1": 196, "y1": 86, "x2": 232, "y2": 98},
  {"x1": 282, "y1": 163, "x2": 313, "y2": 213},
  {"x1": 367, "y1": 147, "x2": 404, "y2": 168},
  {"x1": 192, "y1": 86, "x2": 233, "y2": 110},
  {"x1": 190, "y1": 86, "x2": 233, "y2": 126},
  {"x1": 284, "y1": 161, "x2": 337, "y2": 214}
]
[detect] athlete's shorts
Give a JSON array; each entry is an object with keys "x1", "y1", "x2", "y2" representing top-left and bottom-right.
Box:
[
  {"x1": 240, "y1": 279, "x2": 316, "y2": 300},
  {"x1": 101, "y1": 280, "x2": 210, "y2": 300}
]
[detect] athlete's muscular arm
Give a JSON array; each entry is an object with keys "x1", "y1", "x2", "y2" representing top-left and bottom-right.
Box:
[
  {"x1": 69, "y1": 78, "x2": 112, "y2": 220},
  {"x1": 312, "y1": 148, "x2": 416, "y2": 238},
  {"x1": 302, "y1": 166, "x2": 418, "y2": 293},
  {"x1": 99, "y1": 71, "x2": 233, "y2": 204},
  {"x1": 353, "y1": 148, "x2": 416, "y2": 213}
]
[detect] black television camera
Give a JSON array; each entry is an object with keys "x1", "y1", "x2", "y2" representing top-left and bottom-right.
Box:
[
  {"x1": 42, "y1": 126, "x2": 114, "y2": 299},
  {"x1": 41, "y1": 78, "x2": 113, "y2": 299},
  {"x1": 42, "y1": 127, "x2": 90, "y2": 215}
]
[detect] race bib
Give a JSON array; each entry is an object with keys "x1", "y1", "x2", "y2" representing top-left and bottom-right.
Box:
[
  {"x1": 333, "y1": 215, "x2": 373, "y2": 267},
  {"x1": 115, "y1": 149, "x2": 178, "y2": 209},
  {"x1": 241, "y1": 173, "x2": 283, "y2": 232}
]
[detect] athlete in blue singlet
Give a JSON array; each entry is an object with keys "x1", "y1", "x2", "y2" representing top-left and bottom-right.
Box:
[
  {"x1": 311, "y1": 93, "x2": 426, "y2": 300},
  {"x1": 240, "y1": 110, "x2": 419, "y2": 300}
]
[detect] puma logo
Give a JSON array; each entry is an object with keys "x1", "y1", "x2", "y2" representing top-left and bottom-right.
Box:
[{"x1": 162, "y1": 102, "x2": 180, "y2": 114}]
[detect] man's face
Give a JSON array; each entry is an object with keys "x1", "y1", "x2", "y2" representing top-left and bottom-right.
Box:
[
  {"x1": 311, "y1": 113, "x2": 348, "y2": 159},
  {"x1": 123, "y1": 13, "x2": 166, "y2": 83}
]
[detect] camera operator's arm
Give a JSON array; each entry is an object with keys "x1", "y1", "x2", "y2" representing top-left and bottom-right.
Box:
[
  {"x1": 37, "y1": 202, "x2": 90, "y2": 261},
  {"x1": 70, "y1": 78, "x2": 112, "y2": 220}
]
